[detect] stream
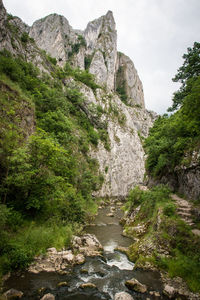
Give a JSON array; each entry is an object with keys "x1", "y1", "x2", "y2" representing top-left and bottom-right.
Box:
[{"x1": 3, "y1": 204, "x2": 166, "y2": 299}]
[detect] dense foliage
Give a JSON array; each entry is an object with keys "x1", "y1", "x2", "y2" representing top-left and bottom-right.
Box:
[
  {"x1": 0, "y1": 50, "x2": 104, "y2": 275},
  {"x1": 125, "y1": 186, "x2": 200, "y2": 293},
  {"x1": 144, "y1": 42, "x2": 200, "y2": 177}
]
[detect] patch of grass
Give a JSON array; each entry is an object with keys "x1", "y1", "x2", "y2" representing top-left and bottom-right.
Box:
[
  {"x1": 125, "y1": 185, "x2": 200, "y2": 293},
  {"x1": 157, "y1": 252, "x2": 200, "y2": 292},
  {"x1": 0, "y1": 221, "x2": 73, "y2": 274}
]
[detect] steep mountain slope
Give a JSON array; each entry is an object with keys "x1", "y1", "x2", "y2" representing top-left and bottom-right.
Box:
[{"x1": 27, "y1": 8, "x2": 156, "y2": 198}]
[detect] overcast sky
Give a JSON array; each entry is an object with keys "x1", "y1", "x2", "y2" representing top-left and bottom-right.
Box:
[{"x1": 3, "y1": 0, "x2": 200, "y2": 114}]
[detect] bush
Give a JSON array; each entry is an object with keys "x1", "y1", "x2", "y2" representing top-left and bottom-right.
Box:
[
  {"x1": 0, "y1": 51, "x2": 103, "y2": 276},
  {"x1": 163, "y1": 203, "x2": 176, "y2": 216},
  {"x1": 21, "y1": 32, "x2": 29, "y2": 43}
]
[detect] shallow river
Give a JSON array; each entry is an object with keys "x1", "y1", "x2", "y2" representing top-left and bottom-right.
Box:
[{"x1": 4, "y1": 205, "x2": 166, "y2": 299}]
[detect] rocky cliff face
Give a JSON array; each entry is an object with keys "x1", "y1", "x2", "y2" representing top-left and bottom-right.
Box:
[
  {"x1": 29, "y1": 14, "x2": 82, "y2": 67},
  {"x1": 115, "y1": 52, "x2": 145, "y2": 108},
  {"x1": 147, "y1": 149, "x2": 200, "y2": 201},
  {"x1": 1, "y1": 0, "x2": 156, "y2": 198},
  {"x1": 66, "y1": 77, "x2": 156, "y2": 198},
  {"x1": 0, "y1": 0, "x2": 53, "y2": 73},
  {"x1": 85, "y1": 11, "x2": 117, "y2": 91}
]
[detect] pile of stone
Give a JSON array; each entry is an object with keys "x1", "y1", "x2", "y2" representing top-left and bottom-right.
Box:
[{"x1": 28, "y1": 234, "x2": 102, "y2": 274}]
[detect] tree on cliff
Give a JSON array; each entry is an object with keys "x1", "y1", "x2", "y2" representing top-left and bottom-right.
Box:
[
  {"x1": 145, "y1": 41, "x2": 200, "y2": 177},
  {"x1": 168, "y1": 41, "x2": 200, "y2": 111}
]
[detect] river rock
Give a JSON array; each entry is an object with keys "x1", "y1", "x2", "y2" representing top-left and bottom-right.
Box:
[
  {"x1": 75, "y1": 253, "x2": 85, "y2": 264},
  {"x1": 57, "y1": 281, "x2": 68, "y2": 287},
  {"x1": 3, "y1": 289, "x2": 23, "y2": 299},
  {"x1": 28, "y1": 234, "x2": 102, "y2": 273},
  {"x1": 62, "y1": 250, "x2": 74, "y2": 263},
  {"x1": 72, "y1": 234, "x2": 103, "y2": 257},
  {"x1": 110, "y1": 206, "x2": 115, "y2": 212},
  {"x1": 125, "y1": 278, "x2": 147, "y2": 293},
  {"x1": 149, "y1": 291, "x2": 160, "y2": 297},
  {"x1": 40, "y1": 293, "x2": 55, "y2": 300},
  {"x1": 47, "y1": 247, "x2": 57, "y2": 254},
  {"x1": 114, "y1": 292, "x2": 134, "y2": 300},
  {"x1": 106, "y1": 213, "x2": 114, "y2": 217},
  {"x1": 80, "y1": 282, "x2": 97, "y2": 289},
  {"x1": 163, "y1": 285, "x2": 175, "y2": 298},
  {"x1": 115, "y1": 246, "x2": 129, "y2": 255}
]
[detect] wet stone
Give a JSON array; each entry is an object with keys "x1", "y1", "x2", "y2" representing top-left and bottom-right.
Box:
[
  {"x1": 106, "y1": 213, "x2": 114, "y2": 217},
  {"x1": 3, "y1": 288, "x2": 23, "y2": 299},
  {"x1": 80, "y1": 282, "x2": 97, "y2": 289},
  {"x1": 114, "y1": 291, "x2": 134, "y2": 300},
  {"x1": 57, "y1": 281, "x2": 68, "y2": 287},
  {"x1": 125, "y1": 278, "x2": 147, "y2": 293},
  {"x1": 40, "y1": 293, "x2": 55, "y2": 300},
  {"x1": 163, "y1": 284, "x2": 175, "y2": 298}
]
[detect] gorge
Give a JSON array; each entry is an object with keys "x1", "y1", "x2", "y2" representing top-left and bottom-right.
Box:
[{"x1": 0, "y1": 0, "x2": 200, "y2": 299}]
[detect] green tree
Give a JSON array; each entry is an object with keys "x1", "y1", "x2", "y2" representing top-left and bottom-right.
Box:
[
  {"x1": 168, "y1": 42, "x2": 200, "y2": 111},
  {"x1": 145, "y1": 41, "x2": 200, "y2": 177}
]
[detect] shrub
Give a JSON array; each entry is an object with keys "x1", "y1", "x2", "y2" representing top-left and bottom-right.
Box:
[
  {"x1": 163, "y1": 203, "x2": 176, "y2": 217},
  {"x1": 21, "y1": 32, "x2": 29, "y2": 43}
]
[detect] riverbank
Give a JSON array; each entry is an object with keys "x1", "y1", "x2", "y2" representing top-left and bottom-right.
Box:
[
  {"x1": 2, "y1": 193, "x2": 200, "y2": 299},
  {"x1": 1, "y1": 200, "x2": 167, "y2": 300},
  {"x1": 122, "y1": 185, "x2": 200, "y2": 299}
]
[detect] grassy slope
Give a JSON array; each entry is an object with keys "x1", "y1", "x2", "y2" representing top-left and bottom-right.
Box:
[{"x1": 123, "y1": 186, "x2": 200, "y2": 293}]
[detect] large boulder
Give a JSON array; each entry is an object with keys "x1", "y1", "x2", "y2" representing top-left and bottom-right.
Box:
[
  {"x1": 40, "y1": 293, "x2": 55, "y2": 300},
  {"x1": 114, "y1": 292, "x2": 134, "y2": 300},
  {"x1": 163, "y1": 285, "x2": 176, "y2": 298},
  {"x1": 3, "y1": 289, "x2": 23, "y2": 299},
  {"x1": 80, "y1": 282, "x2": 97, "y2": 289},
  {"x1": 125, "y1": 278, "x2": 147, "y2": 293},
  {"x1": 72, "y1": 234, "x2": 103, "y2": 257}
]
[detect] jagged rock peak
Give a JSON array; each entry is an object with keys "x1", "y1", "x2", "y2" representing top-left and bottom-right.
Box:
[
  {"x1": 0, "y1": 0, "x2": 6, "y2": 17},
  {"x1": 84, "y1": 11, "x2": 117, "y2": 90},
  {"x1": 29, "y1": 13, "x2": 79, "y2": 66},
  {"x1": 115, "y1": 52, "x2": 145, "y2": 108}
]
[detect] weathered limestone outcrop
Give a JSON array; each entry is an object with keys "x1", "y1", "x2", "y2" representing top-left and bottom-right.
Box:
[
  {"x1": 29, "y1": 14, "x2": 82, "y2": 67},
  {"x1": 115, "y1": 52, "x2": 145, "y2": 108},
  {"x1": 28, "y1": 234, "x2": 102, "y2": 274},
  {"x1": 66, "y1": 78, "x2": 155, "y2": 198},
  {"x1": 85, "y1": 11, "x2": 117, "y2": 90},
  {"x1": 0, "y1": 0, "x2": 54, "y2": 73},
  {"x1": 148, "y1": 150, "x2": 200, "y2": 201},
  {"x1": 175, "y1": 151, "x2": 200, "y2": 200}
]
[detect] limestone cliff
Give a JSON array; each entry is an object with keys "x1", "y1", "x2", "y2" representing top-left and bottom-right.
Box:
[
  {"x1": 115, "y1": 52, "x2": 145, "y2": 108},
  {"x1": 0, "y1": 0, "x2": 53, "y2": 73},
  {"x1": 84, "y1": 11, "x2": 117, "y2": 91},
  {"x1": 29, "y1": 14, "x2": 84, "y2": 68},
  {"x1": 0, "y1": 0, "x2": 156, "y2": 198}
]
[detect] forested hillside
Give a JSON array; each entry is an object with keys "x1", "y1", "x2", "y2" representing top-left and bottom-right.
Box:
[
  {"x1": 144, "y1": 42, "x2": 200, "y2": 199},
  {"x1": 0, "y1": 49, "x2": 104, "y2": 276}
]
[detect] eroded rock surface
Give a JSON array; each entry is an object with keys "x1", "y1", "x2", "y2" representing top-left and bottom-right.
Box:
[
  {"x1": 125, "y1": 278, "x2": 147, "y2": 293},
  {"x1": 114, "y1": 292, "x2": 134, "y2": 300},
  {"x1": 40, "y1": 293, "x2": 55, "y2": 300},
  {"x1": 3, "y1": 289, "x2": 23, "y2": 299},
  {"x1": 115, "y1": 52, "x2": 145, "y2": 108},
  {"x1": 28, "y1": 234, "x2": 102, "y2": 274}
]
